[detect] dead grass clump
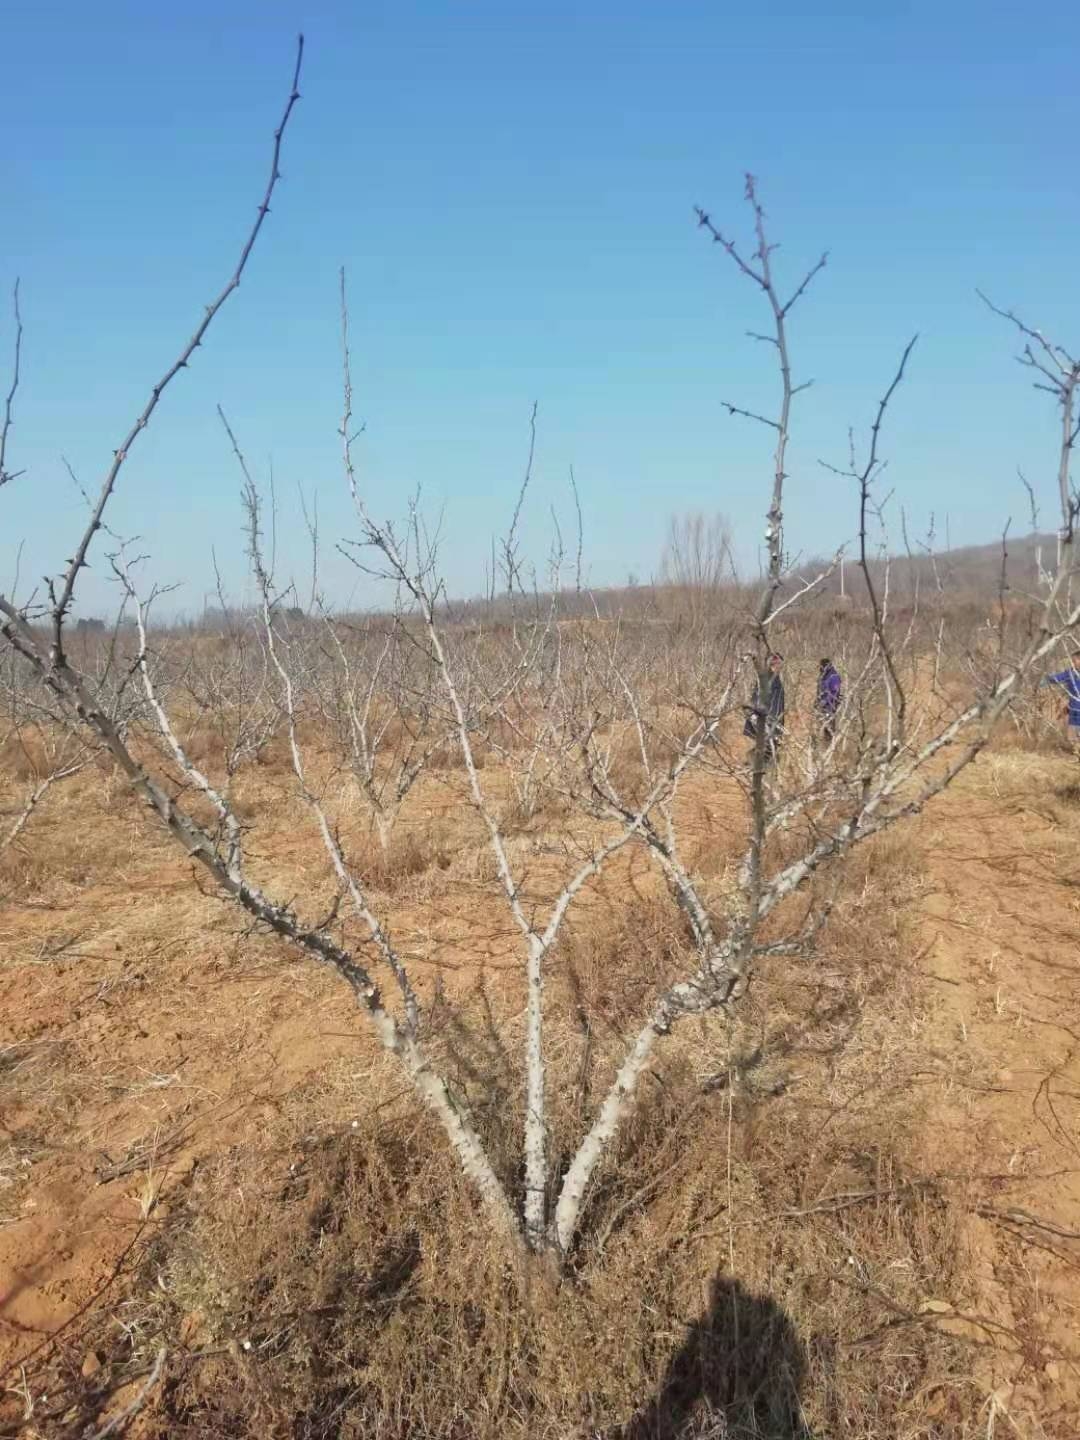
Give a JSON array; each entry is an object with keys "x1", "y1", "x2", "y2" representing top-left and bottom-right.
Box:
[
  {"x1": 427, "y1": 738, "x2": 490, "y2": 772},
  {"x1": 176, "y1": 720, "x2": 230, "y2": 772},
  {"x1": 358, "y1": 823, "x2": 454, "y2": 891},
  {"x1": 0, "y1": 731, "x2": 49, "y2": 780},
  {"x1": 497, "y1": 783, "x2": 574, "y2": 836},
  {"x1": 599, "y1": 724, "x2": 684, "y2": 807},
  {"x1": 134, "y1": 1118, "x2": 531, "y2": 1439},
  {"x1": 842, "y1": 827, "x2": 925, "y2": 906},
  {"x1": 0, "y1": 794, "x2": 144, "y2": 894},
  {"x1": 557, "y1": 892, "x2": 692, "y2": 1037},
  {"x1": 121, "y1": 1066, "x2": 976, "y2": 1440}
]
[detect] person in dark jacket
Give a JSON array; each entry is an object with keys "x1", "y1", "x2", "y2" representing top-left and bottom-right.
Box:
[
  {"x1": 744, "y1": 653, "x2": 785, "y2": 764},
  {"x1": 817, "y1": 658, "x2": 842, "y2": 741}
]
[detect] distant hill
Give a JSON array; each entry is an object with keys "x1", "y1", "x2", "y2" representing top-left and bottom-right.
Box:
[{"x1": 794, "y1": 531, "x2": 1062, "y2": 603}]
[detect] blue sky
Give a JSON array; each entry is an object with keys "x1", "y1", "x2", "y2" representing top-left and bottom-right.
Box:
[{"x1": 2, "y1": 0, "x2": 1077, "y2": 616}]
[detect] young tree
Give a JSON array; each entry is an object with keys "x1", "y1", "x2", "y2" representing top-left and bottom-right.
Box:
[{"x1": 658, "y1": 509, "x2": 735, "y2": 627}]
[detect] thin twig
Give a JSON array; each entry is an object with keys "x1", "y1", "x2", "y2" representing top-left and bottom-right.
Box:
[
  {"x1": 86, "y1": 1348, "x2": 166, "y2": 1439},
  {"x1": 47, "y1": 36, "x2": 305, "y2": 663},
  {"x1": 0, "y1": 280, "x2": 24, "y2": 487}
]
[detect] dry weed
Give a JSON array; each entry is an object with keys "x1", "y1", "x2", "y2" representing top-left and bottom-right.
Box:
[
  {"x1": 3, "y1": 717, "x2": 1078, "y2": 1437},
  {"x1": 33, "y1": 832, "x2": 992, "y2": 1440}
]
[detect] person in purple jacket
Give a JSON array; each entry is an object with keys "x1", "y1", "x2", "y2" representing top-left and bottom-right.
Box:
[
  {"x1": 817, "y1": 658, "x2": 842, "y2": 742},
  {"x1": 1042, "y1": 652, "x2": 1080, "y2": 748}
]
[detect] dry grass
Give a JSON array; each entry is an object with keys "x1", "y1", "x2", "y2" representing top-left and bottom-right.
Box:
[
  {"x1": 2, "y1": 690, "x2": 1080, "y2": 1437},
  {"x1": 0, "y1": 734, "x2": 49, "y2": 782},
  {"x1": 123, "y1": 1097, "x2": 972, "y2": 1439}
]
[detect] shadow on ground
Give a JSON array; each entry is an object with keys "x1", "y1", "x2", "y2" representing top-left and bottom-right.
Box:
[{"x1": 621, "y1": 1272, "x2": 813, "y2": 1439}]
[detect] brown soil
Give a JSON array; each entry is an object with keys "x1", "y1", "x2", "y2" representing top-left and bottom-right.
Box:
[{"x1": 1, "y1": 741, "x2": 1078, "y2": 1436}]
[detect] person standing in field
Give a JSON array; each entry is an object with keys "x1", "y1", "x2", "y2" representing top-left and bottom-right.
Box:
[
  {"x1": 744, "y1": 653, "x2": 786, "y2": 765},
  {"x1": 817, "y1": 658, "x2": 842, "y2": 742},
  {"x1": 1041, "y1": 652, "x2": 1080, "y2": 750}
]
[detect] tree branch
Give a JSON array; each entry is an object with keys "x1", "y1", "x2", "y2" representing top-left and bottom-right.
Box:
[{"x1": 47, "y1": 36, "x2": 305, "y2": 664}]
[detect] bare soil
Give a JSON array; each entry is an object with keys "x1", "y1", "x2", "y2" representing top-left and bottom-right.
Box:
[{"x1": 1, "y1": 739, "x2": 1078, "y2": 1436}]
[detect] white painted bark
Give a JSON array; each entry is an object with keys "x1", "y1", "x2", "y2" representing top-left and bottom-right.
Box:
[
  {"x1": 1, "y1": 777, "x2": 51, "y2": 851},
  {"x1": 18, "y1": 571, "x2": 524, "y2": 1255},
  {"x1": 554, "y1": 1009, "x2": 663, "y2": 1254},
  {"x1": 553, "y1": 949, "x2": 742, "y2": 1255},
  {"x1": 338, "y1": 271, "x2": 557, "y2": 1247}
]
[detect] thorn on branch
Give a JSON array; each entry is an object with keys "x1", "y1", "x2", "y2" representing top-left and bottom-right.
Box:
[{"x1": 722, "y1": 400, "x2": 781, "y2": 431}]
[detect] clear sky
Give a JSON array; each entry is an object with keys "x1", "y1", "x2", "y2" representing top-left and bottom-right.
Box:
[{"x1": 2, "y1": 1, "x2": 1078, "y2": 617}]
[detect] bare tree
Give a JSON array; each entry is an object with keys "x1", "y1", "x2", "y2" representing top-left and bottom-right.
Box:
[
  {"x1": 175, "y1": 592, "x2": 284, "y2": 774},
  {"x1": 0, "y1": 711, "x2": 89, "y2": 859},
  {"x1": 312, "y1": 615, "x2": 446, "y2": 852},
  {"x1": 0, "y1": 596, "x2": 139, "y2": 868},
  {"x1": 3, "y1": 41, "x2": 1079, "y2": 1280},
  {"x1": 658, "y1": 510, "x2": 735, "y2": 613}
]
